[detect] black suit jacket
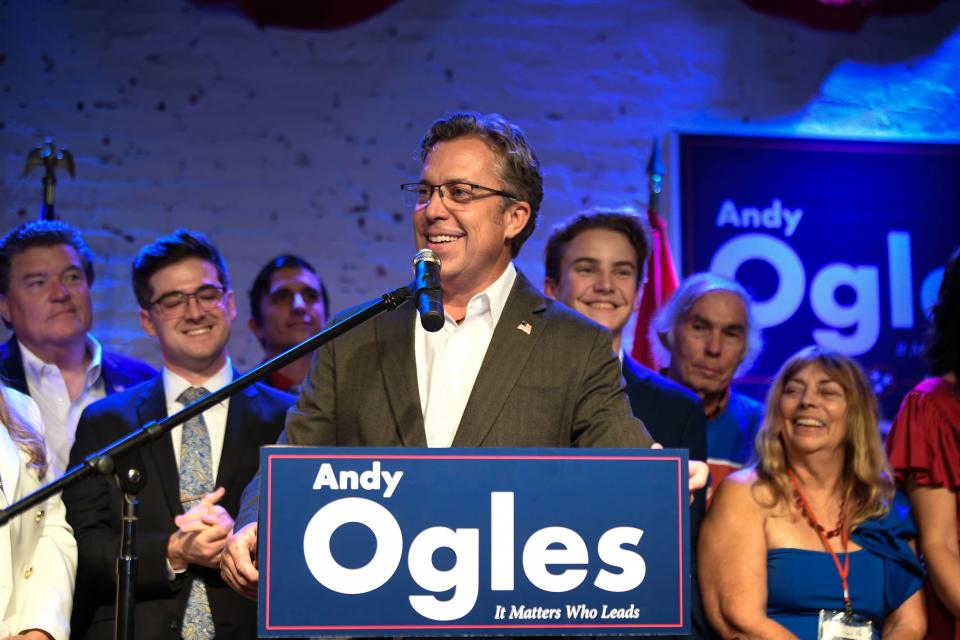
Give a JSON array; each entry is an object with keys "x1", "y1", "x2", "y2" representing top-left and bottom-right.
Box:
[
  {"x1": 63, "y1": 375, "x2": 294, "y2": 640},
  {"x1": 0, "y1": 335, "x2": 157, "y2": 395},
  {"x1": 622, "y1": 355, "x2": 714, "y2": 639},
  {"x1": 622, "y1": 355, "x2": 706, "y2": 465},
  {"x1": 622, "y1": 354, "x2": 707, "y2": 541}
]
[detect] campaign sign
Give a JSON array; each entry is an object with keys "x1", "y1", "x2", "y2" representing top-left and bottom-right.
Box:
[
  {"x1": 679, "y1": 134, "x2": 960, "y2": 421},
  {"x1": 258, "y1": 447, "x2": 689, "y2": 636}
]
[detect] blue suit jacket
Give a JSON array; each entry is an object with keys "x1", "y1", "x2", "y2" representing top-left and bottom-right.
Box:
[{"x1": 0, "y1": 335, "x2": 157, "y2": 396}]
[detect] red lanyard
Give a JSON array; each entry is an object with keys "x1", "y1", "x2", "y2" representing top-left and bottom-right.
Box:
[{"x1": 788, "y1": 470, "x2": 853, "y2": 616}]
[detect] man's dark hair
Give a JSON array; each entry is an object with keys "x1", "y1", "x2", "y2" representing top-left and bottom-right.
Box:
[
  {"x1": 248, "y1": 255, "x2": 329, "y2": 325},
  {"x1": 132, "y1": 229, "x2": 229, "y2": 308},
  {"x1": 0, "y1": 220, "x2": 96, "y2": 294},
  {"x1": 927, "y1": 245, "x2": 960, "y2": 380},
  {"x1": 420, "y1": 111, "x2": 543, "y2": 258},
  {"x1": 544, "y1": 209, "x2": 653, "y2": 287}
]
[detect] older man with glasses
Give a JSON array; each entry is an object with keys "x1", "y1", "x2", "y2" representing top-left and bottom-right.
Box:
[{"x1": 62, "y1": 229, "x2": 294, "y2": 640}]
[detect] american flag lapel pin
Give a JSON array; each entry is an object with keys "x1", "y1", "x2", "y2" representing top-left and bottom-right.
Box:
[{"x1": 517, "y1": 321, "x2": 532, "y2": 335}]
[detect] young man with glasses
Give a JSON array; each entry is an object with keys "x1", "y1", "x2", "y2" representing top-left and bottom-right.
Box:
[
  {"x1": 222, "y1": 111, "x2": 708, "y2": 599},
  {"x1": 0, "y1": 220, "x2": 157, "y2": 478},
  {"x1": 247, "y1": 255, "x2": 329, "y2": 393},
  {"x1": 63, "y1": 229, "x2": 294, "y2": 640}
]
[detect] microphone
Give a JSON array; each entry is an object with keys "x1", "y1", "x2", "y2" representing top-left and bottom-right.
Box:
[{"x1": 413, "y1": 249, "x2": 444, "y2": 332}]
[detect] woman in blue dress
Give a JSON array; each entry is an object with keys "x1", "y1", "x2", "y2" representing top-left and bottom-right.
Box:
[{"x1": 698, "y1": 347, "x2": 926, "y2": 639}]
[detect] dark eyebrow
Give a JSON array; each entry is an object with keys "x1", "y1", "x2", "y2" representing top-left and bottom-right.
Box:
[
  {"x1": 270, "y1": 285, "x2": 318, "y2": 294},
  {"x1": 570, "y1": 257, "x2": 600, "y2": 267},
  {"x1": 417, "y1": 178, "x2": 473, "y2": 184},
  {"x1": 21, "y1": 264, "x2": 82, "y2": 279}
]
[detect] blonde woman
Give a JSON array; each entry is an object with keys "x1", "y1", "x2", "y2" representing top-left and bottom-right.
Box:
[
  {"x1": 0, "y1": 387, "x2": 76, "y2": 640},
  {"x1": 699, "y1": 347, "x2": 925, "y2": 639}
]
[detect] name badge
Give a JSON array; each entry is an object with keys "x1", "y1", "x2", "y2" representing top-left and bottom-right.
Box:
[{"x1": 818, "y1": 609, "x2": 872, "y2": 640}]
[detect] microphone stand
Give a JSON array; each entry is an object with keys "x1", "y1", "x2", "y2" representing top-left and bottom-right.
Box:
[{"x1": 0, "y1": 283, "x2": 412, "y2": 640}]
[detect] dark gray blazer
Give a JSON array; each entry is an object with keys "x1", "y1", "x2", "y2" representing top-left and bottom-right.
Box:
[{"x1": 239, "y1": 271, "x2": 652, "y2": 525}]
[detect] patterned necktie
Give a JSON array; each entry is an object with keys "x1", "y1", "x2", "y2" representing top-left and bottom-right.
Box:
[{"x1": 177, "y1": 386, "x2": 216, "y2": 639}]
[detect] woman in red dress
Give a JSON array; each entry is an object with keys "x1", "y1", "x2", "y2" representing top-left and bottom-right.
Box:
[{"x1": 887, "y1": 246, "x2": 960, "y2": 640}]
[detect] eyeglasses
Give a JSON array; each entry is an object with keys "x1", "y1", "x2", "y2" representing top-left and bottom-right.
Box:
[
  {"x1": 400, "y1": 182, "x2": 518, "y2": 208},
  {"x1": 150, "y1": 285, "x2": 227, "y2": 317}
]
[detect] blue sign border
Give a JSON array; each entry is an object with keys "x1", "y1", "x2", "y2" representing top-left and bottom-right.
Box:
[{"x1": 259, "y1": 447, "x2": 690, "y2": 636}]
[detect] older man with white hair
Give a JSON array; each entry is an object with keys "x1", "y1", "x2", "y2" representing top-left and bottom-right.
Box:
[{"x1": 651, "y1": 273, "x2": 764, "y2": 496}]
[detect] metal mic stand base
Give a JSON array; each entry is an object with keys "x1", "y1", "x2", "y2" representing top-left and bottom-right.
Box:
[{"x1": 109, "y1": 462, "x2": 148, "y2": 640}]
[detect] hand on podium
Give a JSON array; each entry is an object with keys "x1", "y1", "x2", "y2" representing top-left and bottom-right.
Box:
[
  {"x1": 221, "y1": 521, "x2": 259, "y2": 601},
  {"x1": 652, "y1": 442, "x2": 708, "y2": 502},
  {"x1": 688, "y1": 459, "x2": 708, "y2": 495}
]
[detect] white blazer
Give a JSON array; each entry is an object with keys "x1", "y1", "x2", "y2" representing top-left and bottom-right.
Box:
[{"x1": 0, "y1": 387, "x2": 77, "y2": 640}]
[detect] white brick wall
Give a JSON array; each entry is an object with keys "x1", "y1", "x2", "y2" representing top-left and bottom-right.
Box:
[{"x1": 2, "y1": 0, "x2": 959, "y2": 369}]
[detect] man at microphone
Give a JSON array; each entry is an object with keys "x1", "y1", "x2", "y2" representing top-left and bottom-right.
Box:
[{"x1": 221, "y1": 111, "x2": 706, "y2": 598}]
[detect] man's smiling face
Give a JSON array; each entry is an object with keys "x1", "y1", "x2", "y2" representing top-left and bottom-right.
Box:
[
  {"x1": 544, "y1": 227, "x2": 640, "y2": 341},
  {"x1": 413, "y1": 136, "x2": 528, "y2": 303},
  {"x1": 140, "y1": 257, "x2": 236, "y2": 380}
]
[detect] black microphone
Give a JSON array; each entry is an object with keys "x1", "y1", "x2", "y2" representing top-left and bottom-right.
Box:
[{"x1": 413, "y1": 249, "x2": 444, "y2": 332}]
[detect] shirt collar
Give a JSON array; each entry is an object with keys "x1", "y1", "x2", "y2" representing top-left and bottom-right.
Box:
[
  {"x1": 454, "y1": 262, "x2": 517, "y2": 329},
  {"x1": 19, "y1": 333, "x2": 102, "y2": 387},
  {"x1": 163, "y1": 357, "x2": 233, "y2": 407},
  {"x1": 704, "y1": 386, "x2": 731, "y2": 420},
  {"x1": 86, "y1": 334, "x2": 103, "y2": 386}
]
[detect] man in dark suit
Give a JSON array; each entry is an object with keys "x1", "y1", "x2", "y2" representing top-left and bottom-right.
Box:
[
  {"x1": 63, "y1": 230, "x2": 294, "y2": 639},
  {"x1": 222, "y1": 112, "x2": 713, "y2": 599},
  {"x1": 0, "y1": 220, "x2": 156, "y2": 477},
  {"x1": 542, "y1": 209, "x2": 712, "y2": 638}
]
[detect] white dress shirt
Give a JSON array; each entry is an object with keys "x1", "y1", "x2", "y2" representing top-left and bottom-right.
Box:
[
  {"x1": 415, "y1": 262, "x2": 517, "y2": 448},
  {"x1": 20, "y1": 335, "x2": 106, "y2": 478},
  {"x1": 162, "y1": 359, "x2": 233, "y2": 476}
]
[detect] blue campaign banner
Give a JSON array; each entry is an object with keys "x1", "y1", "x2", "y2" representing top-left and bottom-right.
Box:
[
  {"x1": 679, "y1": 134, "x2": 960, "y2": 421},
  {"x1": 258, "y1": 447, "x2": 689, "y2": 637}
]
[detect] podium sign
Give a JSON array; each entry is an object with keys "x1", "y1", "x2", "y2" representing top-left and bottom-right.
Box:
[{"x1": 258, "y1": 447, "x2": 690, "y2": 636}]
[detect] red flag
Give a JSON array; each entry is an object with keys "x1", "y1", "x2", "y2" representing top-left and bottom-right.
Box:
[{"x1": 631, "y1": 208, "x2": 678, "y2": 368}]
